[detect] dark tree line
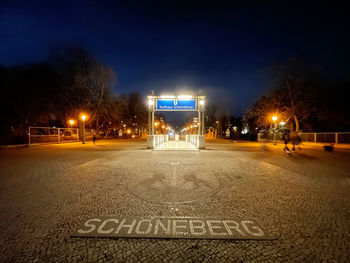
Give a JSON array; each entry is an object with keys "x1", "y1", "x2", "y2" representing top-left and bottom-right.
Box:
[
  {"x1": 0, "y1": 46, "x2": 147, "y2": 144},
  {"x1": 244, "y1": 59, "x2": 349, "y2": 133}
]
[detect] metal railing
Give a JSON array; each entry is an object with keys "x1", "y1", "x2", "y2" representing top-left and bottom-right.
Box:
[
  {"x1": 147, "y1": 134, "x2": 169, "y2": 149},
  {"x1": 299, "y1": 132, "x2": 350, "y2": 144},
  {"x1": 258, "y1": 132, "x2": 350, "y2": 144},
  {"x1": 29, "y1": 127, "x2": 79, "y2": 145},
  {"x1": 185, "y1": 134, "x2": 206, "y2": 149},
  {"x1": 185, "y1": 134, "x2": 199, "y2": 147}
]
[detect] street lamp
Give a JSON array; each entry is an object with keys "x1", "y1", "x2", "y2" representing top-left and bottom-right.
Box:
[
  {"x1": 272, "y1": 115, "x2": 278, "y2": 145},
  {"x1": 81, "y1": 114, "x2": 87, "y2": 144},
  {"x1": 68, "y1": 119, "x2": 75, "y2": 130}
]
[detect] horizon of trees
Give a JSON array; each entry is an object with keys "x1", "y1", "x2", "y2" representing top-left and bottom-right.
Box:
[
  {"x1": 0, "y1": 46, "x2": 147, "y2": 145},
  {"x1": 243, "y1": 58, "x2": 349, "y2": 133},
  {"x1": 1, "y1": 50, "x2": 349, "y2": 145}
]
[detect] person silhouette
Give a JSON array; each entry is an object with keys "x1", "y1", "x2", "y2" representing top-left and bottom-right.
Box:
[{"x1": 283, "y1": 130, "x2": 290, "y2": 153}]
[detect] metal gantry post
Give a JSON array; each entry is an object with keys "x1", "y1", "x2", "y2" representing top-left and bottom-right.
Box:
[
  {"x1": 198, "y1": 110, "x2": 201, "y2": 135},
  {"x1": 148, "y1": 110, "x2": 152, "y2": 135},
  {"x1": 202, "y1": 109, "x2": 205, "y2": 136},
  {"x1": 151, "y1": 110, "x2": 154, "y2": 135}
]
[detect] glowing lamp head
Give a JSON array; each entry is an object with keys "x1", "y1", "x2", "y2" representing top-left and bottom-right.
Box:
[
  {"x1": 127, "y1": 129, "x2": 131, "y2": 134},
  {"x1": 272, "y1": 116, "x2": 278, "y2": 122},
  {"x1": 69, "y1": 119, "x2": 75, "y2": 125},
  {"x1": 81, "y1": 115, "x2": 86, "y2": 121}
]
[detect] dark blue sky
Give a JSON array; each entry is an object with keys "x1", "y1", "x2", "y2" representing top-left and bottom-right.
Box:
[{"x1": 1, "y1": 1, "x2": 349, "y2": 115}]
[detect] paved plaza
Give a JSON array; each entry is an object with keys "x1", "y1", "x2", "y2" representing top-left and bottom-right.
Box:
[{"x1": 0, "y1": 138, "x2": 350, "y2": 262}]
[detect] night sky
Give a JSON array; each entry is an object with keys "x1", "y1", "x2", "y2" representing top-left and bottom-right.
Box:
[{"x1": 1, "y1": 1, "x2": 350, "y2": 116}]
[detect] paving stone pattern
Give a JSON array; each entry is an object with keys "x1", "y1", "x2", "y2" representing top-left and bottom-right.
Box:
[{"x1": 0, "y1": 139, "x2": 350, "y2": 262}]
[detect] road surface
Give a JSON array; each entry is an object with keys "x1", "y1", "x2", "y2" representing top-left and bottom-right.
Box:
[{"x1": 0, "y1": 138, "x2": 349, "y2": 262}]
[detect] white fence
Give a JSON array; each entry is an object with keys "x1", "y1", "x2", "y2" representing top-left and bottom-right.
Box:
[
  {"x1": 29, "y1": 127, "x2": 79, "y2": 145},
  {"x1": 147, "y1": 134, "x2": 169, "y2": 149},
  {"x1": 185, "y1": 134, "x2": 206, "y2": 149},
  {"x1": 299, "y1": 132, "x2": 350, "y2": 144},
  {"x1": 258, "y1": 132, "x2": 350, "y2": 144}
]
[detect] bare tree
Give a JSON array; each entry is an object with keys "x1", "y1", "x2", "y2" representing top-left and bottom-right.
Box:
[
  {"x1": 52, "y1": 46, "x2": 116, "y2": 132},
  {"x1": 245, "y1": 59, "x2": 323, "y2": 132}
]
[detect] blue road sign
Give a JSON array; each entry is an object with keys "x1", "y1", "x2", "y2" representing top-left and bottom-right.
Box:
[{"x1": 156, "y1": 99, "x2": 197, "y2": 111}]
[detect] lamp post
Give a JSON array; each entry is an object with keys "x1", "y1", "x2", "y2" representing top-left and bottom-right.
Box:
[
  {"x1": 81, "y1": 115, "x2": 86, "y2": 144},
  {"x1": 272, "y1": 115, "x2": 278, "y2": 145}
]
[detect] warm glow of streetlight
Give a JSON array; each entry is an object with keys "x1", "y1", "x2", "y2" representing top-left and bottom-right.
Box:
[
  {"x1": 69, "y1": 119, "x2": 75, "y2": 125},
  {"x1": 162, "y1": 125, "x2": 165, "y2": 129},
  {"x1": 81, "y1": 115, "x2": 87, "y2": 121},
  {"x1": 154, "y1": 122, "x2": 159, "y2": 126},
  {"x1": 190, "y1": 125, "x2": 193, "y2": 128},
  {"x1": 178, "y1": 95, "x2": 192, "y2": 99},
  {"x1": 127, "y1": 129, "x2": 131, "y2": 134},
  {"x1": 272, "y1": 116, "x2": 278, "y2": 122}
]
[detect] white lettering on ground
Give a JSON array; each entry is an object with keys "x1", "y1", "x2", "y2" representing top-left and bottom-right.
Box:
[
  {"x1": 135, "y1": 219, "x2": 152, "y2": 234},
  {"x1": 206, "y1": 220, "x2": 228, "y2": 236},
  {"x1": 154, "y1": 219, "x2": 171, "y2": 235},
  {"x1": 189, "y1": 220, "x2": 206, "y2": 235},
  {"x1": 241, "y1": 220, "x2": 264, "y2": 236},
  {"x1": 97, "y1": 219, "x2": 118, "y2": 234},
  {"x1": 78, "y1": 218, "x2": 101, "y2": 234},
  {"x1": 115, "y1": 219, "x2": 136, "y2": 234},
  {"x1": 173, "y1": 219, "x2": 188, "y2": 235},
  {"x1": 222, "y1": 220, "x2": 246, "y2": 236},
  {"x1": 76, "y1": 217, "x2": 267, "y2": 239}
]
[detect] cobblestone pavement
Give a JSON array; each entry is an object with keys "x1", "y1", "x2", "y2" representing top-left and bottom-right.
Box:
[{"x1": 0, "y1": 139, "x2": 350, "y2": 262}]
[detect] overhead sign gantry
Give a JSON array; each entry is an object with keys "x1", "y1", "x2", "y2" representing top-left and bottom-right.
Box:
[
  {"x1": 147, "y1": 94, "x2": 206, "y2": 149},
  {"x1": 147, "y1": 95, "x2": 205, "y2": 135}
]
